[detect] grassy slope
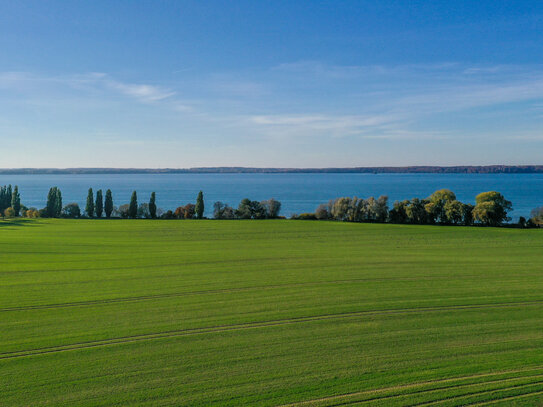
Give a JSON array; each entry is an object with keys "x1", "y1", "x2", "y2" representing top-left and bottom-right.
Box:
[{"x1": 0, "y1": 219, "x2": 542, "y2": 406}]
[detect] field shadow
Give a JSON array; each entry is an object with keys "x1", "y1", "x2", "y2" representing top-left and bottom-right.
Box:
[{"x1": 0, "y1": 219, "x2": 42, "y2": 228}]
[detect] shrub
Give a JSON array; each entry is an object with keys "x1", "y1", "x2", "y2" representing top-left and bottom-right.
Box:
[
  {"x1": 138, "y1": 203, "x2": 150, "y2": 219},
  {"x1": 530, "y1": 207, "x2": 543, "y2": 226},
  {"x1": 261, "y1": 198, "x2": 281, "y2": 218},
  {"x1": 161, "y1": 210, "x2": 175, "y2": 219},
  {"x1": 183, "y1": 203, "x2": 195, "y2": 219},
  {"x1": 25, "y1": 208, "x2": 39, "y2": 218},
  {"x1": 236, "y1": 199, "x2": 266, "y2": 219},
  {"x1": 174, "y1": 206, "x2": 185, "y2": 219},
  {"x1": 3, "y1": 207, "x2": 15, "y2": 218},
  {"x1": 214, "y1": 201, "x2": 236, "y2": 219},
  {"x1": 62, "y1": 203, "x2": 81, "y2": 218},
  {"x1": 315, "y1": 204, "x2": 330, "y2": 220},
  {"x1": 293, "y1": 213, "x2": 317, "y2": 220},
  {"x1": 118, "y1": 204, "x2": 130, "y2": 219}
]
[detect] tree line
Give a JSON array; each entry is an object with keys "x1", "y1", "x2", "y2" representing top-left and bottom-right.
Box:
[
  {"x1": 0, "y1": 184, "x2": 541, "y2": 227},
  {"x1": 293, "y1": 189, "x2": 522, "y2": 227}
]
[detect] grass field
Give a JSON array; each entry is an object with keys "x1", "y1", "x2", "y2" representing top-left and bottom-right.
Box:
[{"x1": 1, "y1": 219, "x2": 543, "y2": 406}]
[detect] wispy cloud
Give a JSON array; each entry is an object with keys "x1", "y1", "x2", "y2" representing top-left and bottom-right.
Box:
[
  {"x1": 241, "y1": 113, "x2": 403, "y2": 139},
  {"x1": 105, "y1": 80, "x2": 175, "y2": 102},
  {"x1": 0, "y1": 71, "x2": 180, "y2": 105}
]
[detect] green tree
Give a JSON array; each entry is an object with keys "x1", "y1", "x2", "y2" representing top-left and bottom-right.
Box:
[
  {"x1": 462, "y1": 203, "x2": 474, "y2": 226},
  {"x1": 104, "y1": 189, "x2": 113, "y2": 218},
  {"x1": 95, "y1": 189, "x2": 103, "y2": 218},
  {"x1": 236, "y1": 198, "x2": 253, "y2": 219},
  {"x1": 195, "y1": 191, "x2": 204, "y2": 219},
  {"x1": 330, "y1": 197, "x2": 351, "y2": 221},
  {"x1": 5, "y1": 185, "x2": 12, "y2": 211},
  {"x1": 389, "y1": 200, "x2": 409, "y2": 223},
  {"x1": 444, "y1": 200, "x2": 464, "y2": 225},
  {"x1": 55, "y1": 188, "x2": 62, "y2": 217},
  {"x1": 11, "y1": 185, "x2": 21, "y2": 217},
  {"x1": 138, "y1": 203, "x2": 151, "y2": 218},
  {"x1": 86, "y1": 188, "x2": 94, "y2": 218},
  {"x1": 261, "y1": 198, "x2": 281, "y2": 219},
  {"x1": 426, "y1": 189, "x2": 456, "y2": 223},
  {"x1": 0, "y1": 185, "x2": 14, "y2": 214},
  {"x1": 129, "y1": 191, "x2": 138, "y2": 219},
  {"x1": 472, "y1": 191, "x2": 512, "y2": 226},
  {"x1": 46, "y1": 187, "x2": 60, "y2": 218},
  {"x1": 62, "y1": 203, "x2": 81, "y2": 218},
  {"x1": 0, "y1": 186, "x2": 6, "y2": 214},
  {"x1": 405, "y1": 198, "x2": 427, "y2": 224},
  {"x1": 149, "y1": 192, "x2": 157, "y2": 219}
]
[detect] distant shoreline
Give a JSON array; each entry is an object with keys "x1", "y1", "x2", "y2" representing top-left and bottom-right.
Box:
[{"x1": 0, "y1": 166, "x2": 543, "y2": 175}]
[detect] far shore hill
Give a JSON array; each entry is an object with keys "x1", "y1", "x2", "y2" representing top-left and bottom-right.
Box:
[{"x1": 0, "y1": 166, "x2": 543, "y2": 175}]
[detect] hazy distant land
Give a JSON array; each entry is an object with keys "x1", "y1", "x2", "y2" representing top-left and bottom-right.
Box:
[{"x1": 1, "y1": 165, "x2": 543, "y2": 175}]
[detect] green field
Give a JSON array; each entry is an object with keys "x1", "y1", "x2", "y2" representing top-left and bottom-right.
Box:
[{"x1": 1, "y1": 219, "x2": 543, "y2": 406}]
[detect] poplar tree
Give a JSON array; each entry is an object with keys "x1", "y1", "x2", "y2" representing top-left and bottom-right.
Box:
[
  {"x1": 195, "y1": 190, "x2": 204, "y2": 219},
  {"x1": 0, "y1": 186, "x2": 6, "y2": 213},
  {"x1": 149, "y1": 192, "x2": 157, "y2": 219},
  {"x1": 55, "y1": 188, "x2": 62, "y2": 217},
  {"x1": 46, "y1": 187, "x2": 57, "y2": 217},
  {"x1": 11, "y1": 185, "x2": 20, "y2": 216},
  {"x1": 95, "y1": 189, "x2": 103, "y2": 218},
  {"x1": 129, "y1": 191, "x2": 138, "y2": 219},
  {"x1": 86, "y1": 188, "x2": 94, "y2": 218},
  {"x1": 104, "y1": 189, "x2": 113, "y2": 218}
]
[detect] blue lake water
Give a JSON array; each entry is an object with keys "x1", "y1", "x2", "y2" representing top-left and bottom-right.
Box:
[{"x1": 1, "y1": 173, "x2": 542, "y2": 220}]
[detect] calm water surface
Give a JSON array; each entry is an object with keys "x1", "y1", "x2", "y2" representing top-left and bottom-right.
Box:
[{"x1": 1, "y1": 173, "x2": 542, "y2": 220}]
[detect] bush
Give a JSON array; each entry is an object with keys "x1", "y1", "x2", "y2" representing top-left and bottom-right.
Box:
[
  {"x1": 530, "y1": 207, "x2": 543, "y2": 226},
  {"x1": 138, "y1": 203, "x2": 150, "y2": 219},
  {"x1": 161, "y1": 210, "x2": 175, "y2": 219},
  {"x1": 25, "y1": 208, "x2": 39, "y2": 218},
  {"x1": 62, "y1": 203, "x2": 81, "y2": 218},
  {"x1": 174, "y1": 204, "x2": 196, "y2": 219},
  {"x1": 315, "y1": 204, "x2": 330, "y2": 220},
  {"x1": 261, "y1": 198, "x2": 281, "y2": 218},
  {"x1": 213, "y1": 201, "x2": 236, "y2": 219},
  {"x1": 236, "y1": 198, "x2": 267, "y2": 219},
  {"x1": 118, "y1": 204, "x2": 130, "y2": 219},
  {"x1": 3, "y1": 207, "x2": 15, "y2": 218},
  {"x1": 292, "y1": 213, "x2": 317, "y2": 220}
]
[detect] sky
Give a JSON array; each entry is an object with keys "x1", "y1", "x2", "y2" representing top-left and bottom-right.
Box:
[{"x1": 1, "y1": 0, "x2": 543, "y2": 168}]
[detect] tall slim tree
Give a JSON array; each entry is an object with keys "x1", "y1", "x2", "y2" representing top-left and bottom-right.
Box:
[
  {"x1": 11, "y1": 185, "x2": 21, "y2": 216},
  {"x1": 0, "y1": 185, "x2": 12, "y2": 213},
  {"x1": 104, "y1": 189, "x2": 113, "y2": 218},
  {"x1": 149, "y1": 192, "x2": 157, "y2": 219},
  {"x1": 195, "y1": 191, "x2": 204, "y2": 219},
  {"x1": 6, "y1": 185, "x2": 12, "y2": 208},
  {"x1": 46, "y1": 187, "x2": 57, "y2": 217},
  {"x1": 0, "y1": 186, "x2": 6, "y2": 214},
  {"x1": 55, "y1": 188, "x2": 62, "y2": 218},
  {"x1": 129, "y1": 191, "x2": 138, "y2": 219},
  {"x1": 86, "y1": 188, "x2": 94, "y2": 218},
  {"x1": 95, "y1": 189, "x2": 103, "y2": 218}
]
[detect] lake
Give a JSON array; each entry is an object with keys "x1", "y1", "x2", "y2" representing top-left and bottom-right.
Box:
[{"x1": 1, "y1": 173, "x2": 542, "y2": 220}]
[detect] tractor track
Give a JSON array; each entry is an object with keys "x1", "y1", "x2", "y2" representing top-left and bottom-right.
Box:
[{"x1": 1, "y1": 300, "x2": 543, "y2": 360}]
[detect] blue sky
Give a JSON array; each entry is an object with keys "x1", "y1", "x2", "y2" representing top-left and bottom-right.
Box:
[{"x1": 1, "y1": 1, "x2": 543, "y2": 168}]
